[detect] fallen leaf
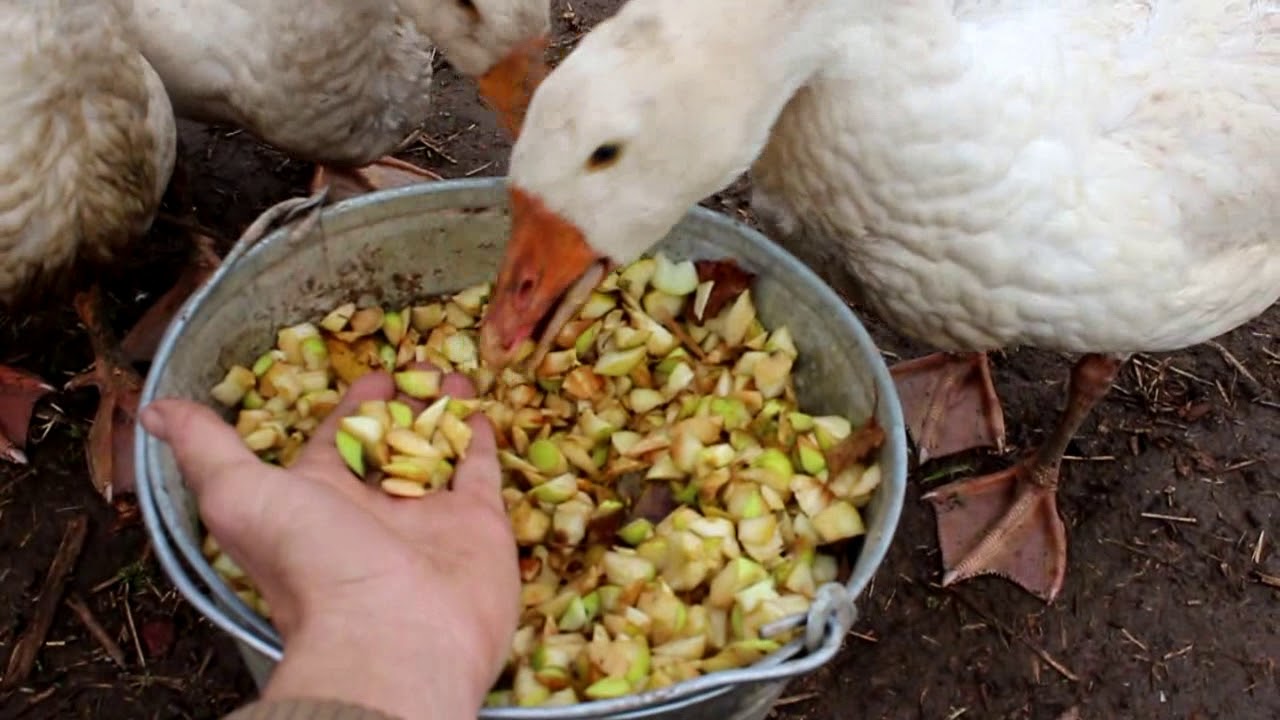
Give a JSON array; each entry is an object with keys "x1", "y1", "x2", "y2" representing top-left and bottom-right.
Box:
[
  {"x1": 326, "y1": 336, "x2": 378, "y2": 385},
  {"x1": 628, "y1": 481, "x2": 678, "y2": 526},
  {"x1": 692, "y1": 259, "x2": 755, "y2": 321},
  {"x1": 826, "y1": 418, "x2": 887, "y2": 478},
  {"x1": 0, "y1": 366, "x2": 54, "y2": 464},
  {"x1": 1174, "y1": 453, "x2": 1193, "y2": 479},
  {"x1": 141, "y1": 617, "x2": 175, "y2": 658},
  {"x1": 1177, "y1": 401, "x2": 1213, "y2": 423}
]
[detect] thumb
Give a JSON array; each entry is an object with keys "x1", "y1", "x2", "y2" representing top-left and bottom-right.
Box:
[
  {"x1": 141, "y1": 398, "x2": 297, "y2": 618},
  {"x1": 140, "y1": 398, "x2": 265, "y2": 500}
]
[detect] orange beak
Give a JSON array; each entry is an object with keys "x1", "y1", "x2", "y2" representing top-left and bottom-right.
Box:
[
  {"x1": 480, "y1": 187, "x2": 605, "y2": 369},
  {"x1": 476, "y1": 35, "x2": 549, "y2": 137}
]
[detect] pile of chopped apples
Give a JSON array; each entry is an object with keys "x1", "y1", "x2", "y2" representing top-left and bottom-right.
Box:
[{"x1": 203, "y1": 252, "x2": 885, "y2": 707}]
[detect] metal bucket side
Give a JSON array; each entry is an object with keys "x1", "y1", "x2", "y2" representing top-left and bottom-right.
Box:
[
  {"x1": 136, "y1": 178, "x2": 907, "y2": 720},
  {"x1": 235, "y1": 633, "x2": 786, "y2": 720}
]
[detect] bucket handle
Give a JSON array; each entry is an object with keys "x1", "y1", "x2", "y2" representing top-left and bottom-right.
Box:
[
  {"x1": 218, "y1": 186, "x2": 331, "y2": 271},
  {"x1": 479, "y1": 582, "x2": 859, "y2": 719},
  {"x1": 760, "y1": 581, "x2": 857, "y2": 653}
]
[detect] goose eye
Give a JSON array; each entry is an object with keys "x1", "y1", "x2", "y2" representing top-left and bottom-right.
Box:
[{"x1": 586, "y1": 143, "x2": 622, "y2": 170}]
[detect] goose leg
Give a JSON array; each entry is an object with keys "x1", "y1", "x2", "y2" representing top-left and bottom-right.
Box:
[
  {"x1": 64, "y1": 288, "x2": 143, "y2": 502},
  {"x1": 890, "y1": 351, "x2": 1007, "y2": 464},
  {"x1": 119, "y1": 233, "x2": 221, "y2": 363},
  {"x1": 0, "y1": 366, "x2": 55, "y2": 464},
  {"x1": 310, "y1": 157, "x2": 443, "y2": 203},
  {"x1": 120, "y1": 146, "x2": 222, "y2": 364},
  {"x1": 922, "y1": 353, "x2": 1122, "y2": 602},
  {"x1": 61, "y1": 232, "x2": 242, "y2": 501}
]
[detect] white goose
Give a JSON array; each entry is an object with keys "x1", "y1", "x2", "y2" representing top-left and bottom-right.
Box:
[
  {"x1": 478, "y1": 0, "x2": 1280, "y2": 601},
  {"x1": 0, "y1": 0, "x2": 176, "y2": 498},
  {"x1": 100, "y1": 0, "x2": 553, "y2": 362},
  {"x1": 115, "y1": 0, "x2": 551, "y2": 198}
]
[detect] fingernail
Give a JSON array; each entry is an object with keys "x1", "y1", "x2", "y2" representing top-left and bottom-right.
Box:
[{"x1": 139, "y1": 405, "x2": 167, "y2": 439}]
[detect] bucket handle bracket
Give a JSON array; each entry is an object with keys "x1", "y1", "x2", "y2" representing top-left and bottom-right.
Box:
[
  {"x1": 760, "y1": 581, "x2": 857, "y2": 653},
  {"x1": 221, "y1": 186, "x2": 330, "y2": 269}
]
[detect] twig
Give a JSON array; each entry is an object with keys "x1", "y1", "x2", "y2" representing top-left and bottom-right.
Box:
[
  {"x1": 1119, "y1": 627, "x2": 1149, "y2": 652},
  {"x1": 1163, "y1": 643, "x2": 1194, "y2": 661},
  {"x1": 123, "y1": 594, "x2": 146, "y2": 669},
  {"x1": 1140, "y1": 512, "x2": 1197, "y2": 525},
  {"x1": 1207, "y1": 340, "x2": 1265, "y2": 397},
  {"x1": 774, "y1": 692, "x2": 819, "y2": 707},
  {"x1": 392, "y1": 128, "x2": 424, "y2": 154},
  {"x1": 1163, "y1": 363, "x2": 1214, "y2": 388},
  {"x1": 195, "y1": 647, "x2": 215, "y2": 679},
  {"x1": 1221, "y1": 459, "x2": 1260, "y2": 474},
  {"x1": 91, "y1": 543, "x2": 153, "y2": 595},
  {"x1": 1254, "y1": 571, "x2": 1280, "y2": 589},
  {"x1": 90, "y1": 574, "x2": 121, "y2": 595},
  {"x1": 656, "y1": 313, "x2": 709, "y2": 361},
  {"x1": 1, "y1": 514, "x2": 89, "y2": 689},
  {"x1": 22, "y1": 685, "x2": 58, "y2": 710},
  {"x1": 416, "y1": 135, "x2": 458, "y2": 164},
  {"x1": 1252, "y1": 531, "x2": 1266, "y2": 565},
  {"x1": 65, "y1": 595, "x2": 127, "y2": 669},
  {"x1": 951, "y1": 592, "x2": 1080, "y2": 682}
]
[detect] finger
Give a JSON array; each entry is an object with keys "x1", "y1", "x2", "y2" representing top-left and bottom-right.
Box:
[
  {"x1": 443, "y1": 373, "x2": 504, "y2": 509},
  {"x1": 139, "y1": 398, "x2": 267, "y2": 500},
  {"x1": 291, "y1": 371, "x2": 395, "y2": 477},
  {"x1": 440, "y1": 370, "x2": 476, "y2": 400},
  {"x1": 139, "y1": 399, "x2": 288, "y2": 550}
]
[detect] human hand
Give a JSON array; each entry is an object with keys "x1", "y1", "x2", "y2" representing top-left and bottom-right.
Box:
[{"x1": 140, "y1": 369, "x2": 520, "y2": 720}]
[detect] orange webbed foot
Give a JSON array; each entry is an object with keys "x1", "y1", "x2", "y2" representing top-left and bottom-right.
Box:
[
  {"x1": 0, "y1": 366, "x2": 55, "y2": 464},
  {"x1": 920, "y1": 353, "x2": 1123, "y2": 603},
  {"x1": 922, "y1": 457, "x2": 1068, "y2": 602},
  {"x1": 891, "y1": 351, "x2": 1007, "y2": 465},
  {"x1": 120, "y1": 234, "x2": 222, "y2": 363},
  {"x1": 64, "y1": 289, "x2": 143, "y2": 501},
  {"x1": 310, "y1": 157, "x2": 442, "y2": 203}
]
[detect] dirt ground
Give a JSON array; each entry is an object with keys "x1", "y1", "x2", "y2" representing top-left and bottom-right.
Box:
[{"x1": 2, "y1": 2, "x2": 1277, "y2": 719}]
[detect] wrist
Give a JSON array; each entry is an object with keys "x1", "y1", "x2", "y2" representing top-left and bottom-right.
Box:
[{"x1": 263, "y1": 608, "x2": 491, "y2": 720}]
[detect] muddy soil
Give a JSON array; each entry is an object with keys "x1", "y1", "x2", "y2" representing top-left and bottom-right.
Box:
[{"x1": 2, "y1": 2, "x2": 1276, "y2": 718}]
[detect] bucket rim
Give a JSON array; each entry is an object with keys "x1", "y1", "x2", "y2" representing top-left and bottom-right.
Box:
[{"x1": 134, "y1": 176, "x2": 907, "y2": 717}]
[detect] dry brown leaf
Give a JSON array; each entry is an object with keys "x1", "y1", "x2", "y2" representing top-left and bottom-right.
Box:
[
  {"x1": 693, "y1": 259, "x2": 756, "y2": 321},
  {"x1": 826, "y1": 417, "x2": 886, "y2": 478},
  {"x1": 326, "y1": 336, "x2": 377, "y2": 385}
]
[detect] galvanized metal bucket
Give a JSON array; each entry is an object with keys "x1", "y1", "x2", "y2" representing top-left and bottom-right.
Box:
[{"x1": 134, "y1": 178, "x2": 907, "y2": 720}]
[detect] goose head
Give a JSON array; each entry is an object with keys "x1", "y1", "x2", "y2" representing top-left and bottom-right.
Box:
[
  {"x1": 407, "y1": 0, "x2": 552, "y2": 133},
  {"x1": 478, "y1": 0, "x2": 832, "y2": 366}
]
